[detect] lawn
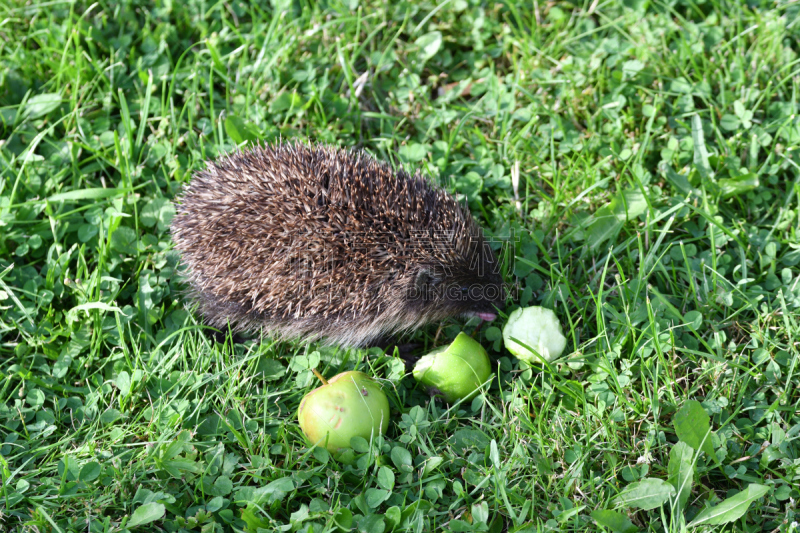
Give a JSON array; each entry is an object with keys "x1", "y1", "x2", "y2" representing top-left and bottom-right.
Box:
[{"x1": 1, "y1": 0, "x2": 800, "y2": 532}]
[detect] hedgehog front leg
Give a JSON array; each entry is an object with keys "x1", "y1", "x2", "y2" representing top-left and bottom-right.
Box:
[{"x1": 369, "y1": 336, "x2": 423, "y2": 371}]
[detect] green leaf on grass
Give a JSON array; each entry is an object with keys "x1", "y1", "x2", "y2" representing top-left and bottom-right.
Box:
[
  {"x1": 241, "y1": 503, "x2": 270, "y2": 532},
  {"x1": 111, "y1": 226, "x2": 138, "y2": 254},
  {"x1": 79, "y1": 462, "x2": 102, "y2": 482},
  {"x1": 48, "y1": 187, "x2": 130, "y2": 202},
  {"x1": 673, "y1": 400, "x2": 716, "y2": 459},
  {"x1": 667, "y1": 442, "x2": 694, "y2": 511},
  {"x1": 451, "y1": 428, "x2": 490, "y2": 455},
  {"x1": 116, "y1": 371, "x2": 131, "y2": 396},
  {"x1": 365, "y1": 488, "x2": 391, "y2": 508},
  {"x1": 256, "y1": 358, "x2": 286, "y2": 381},
  {"x1": 720, "y1": 114, "x2": 740, "y2": 131},
  {"x1": 612, "y1": 478, "x2": 675, "y2": 510},
  {"x1": 357, "y1": 513, "x2": 386, "y2": 533},
  {"x1": 422, "y1": 456, "x2": 443, "y2": 476},
  {"x1": 590, "y1": 509, "x2": 638, "y2": 533},
  {"x1": 78, "y1": 223, "x2": 98, "y2": 242},
  {"x1": 585, "y1": 188, "x2": 648, "y2": 250},
  {"x1": 661, "y1": 165, "x2": 697, "y2": 197},
  {"x1": 377, "y1": 466, "x2": 395, "y2": 491},
  {"x1": 391, "y1": 446, "x2": 413, "y2": 470},
  {"x1": 415, "y1": 31, "x2": 442, "y2": 61},
  {"x1": 140, "y1": 198, "x2": 175, "y2": 232},
  {"x1": 225, "y1": 115, "x2": 259, "y2": 144},
  {"x1": 212, "y1": 475, "x2": 233, "y2": 496},
  {"x1": 384, "y1": 506, "x2": 401, "y2": 529},
  {"x1": 24, "y1": 93, "x2": 62, "y2": 119},
  {"x1": 127, "y1": 502, "x2": 165, "y2": 528},
  {"x1": 472, "y1": 502, "x2": 489, "y2": 524},
  {"x1": 398, "y1": 142, "x2": 427, "y2": 163},
  {"x1": 691, "y1": 114, "x2": 712, "y2": 180},
  {"x1": 100, "y1": 408, "x2": 122, "y2": 424},
  {"x1": 621, "y1": 59, "x2": 645, "y2": 79},
  {"x1": 334, "y1": 508, "x2": 353, "y2": 531},
  {"x1": 270, "y1": 92, "x2": 303, "y2": 113},
  {"x1": 683, "y1": 310, "x2": 703, "y2": 329},
  {"x1": 719, "y1": 175, "x2": 759, "y2": 199},
  {"x1": 688, "y1": 484, "x2": 769, "y2": 526},
  {"x1": 252, "y1": 476, "x2": 294, "y2": 505},
  {"x1": 733, "y1": 100, "x2": 753, "y2": 128}
]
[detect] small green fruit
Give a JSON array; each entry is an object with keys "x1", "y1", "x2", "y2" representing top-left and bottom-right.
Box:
[
  {"x1": 413, "y1": 332, "x2": 492, "y2": 403},
  {"x1": 503, "y1": 306, "x2": 566, "y2": 363},
  {"x1": 298, "y1": 371, "x2": 390, "y2": 452}
]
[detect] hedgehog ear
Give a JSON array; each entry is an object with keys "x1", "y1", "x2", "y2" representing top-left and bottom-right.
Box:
[
  {"x1": 413, "y1": 269, "x2": 444, "y2": 293},
  {"x1": 414, "y1": 270, "x2": 433, "y2": 291}
]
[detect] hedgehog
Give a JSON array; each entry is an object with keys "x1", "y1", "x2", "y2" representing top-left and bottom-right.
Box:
[{"x1": 170, "y1": 142, "x2": 506, "y2": 348}]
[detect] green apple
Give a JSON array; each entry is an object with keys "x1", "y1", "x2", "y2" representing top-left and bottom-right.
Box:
[
  {"x1": 503, "y1": 306, "x2": 566, "y2": 363},
  {"x1": 413, "y1": 332, "x2": 492, "y2": 403},
  {"x1": 298, "y1": 370, "x2": 390, "y2": 452}
]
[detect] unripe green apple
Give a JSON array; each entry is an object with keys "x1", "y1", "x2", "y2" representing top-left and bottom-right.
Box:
[
  {"x1": 503, "y1": 306, "x2": 566, "y2": 363},
  {"x1": 413, "y1": 332, "x2": 492, "y2": 403},
  {"x1": 298, "y1": 371, "x2": 390, "y2": 453}
]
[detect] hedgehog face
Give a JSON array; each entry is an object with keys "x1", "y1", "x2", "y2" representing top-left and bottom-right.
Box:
[
  {"x1": 453, "y1": 271, "x2": 507, "y2": 322},
  {"x1": 407, "y1": 263, "x2": 506, "y2": 324}
]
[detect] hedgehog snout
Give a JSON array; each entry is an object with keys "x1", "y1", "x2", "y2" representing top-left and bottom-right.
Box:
[
  {"x1": 449, "y1": 275, "x2": 505, "y2": 323},
  {"x1": 469, "y1": 290, "x2": 505, "y2": 322}
]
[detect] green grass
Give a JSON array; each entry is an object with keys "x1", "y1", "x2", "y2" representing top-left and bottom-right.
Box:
[{"x1": 1, "y1": 0, "x2": 800, "y2": 531}]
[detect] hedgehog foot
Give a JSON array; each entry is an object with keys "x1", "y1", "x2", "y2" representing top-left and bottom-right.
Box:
[
  {"x1": 394, "y1": 344, "x2": 423, "y2": 372},
  {"x1": 206, "y1": 327, "x2": 249, "y2": 345},
  {"x1": 371, "y1": 337, "x2": 422, "y2": 371}
]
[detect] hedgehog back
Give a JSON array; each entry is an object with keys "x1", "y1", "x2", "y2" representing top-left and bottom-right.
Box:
[{"x1": 171, "y1": 143, "x2": 486, "y2": 346}]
